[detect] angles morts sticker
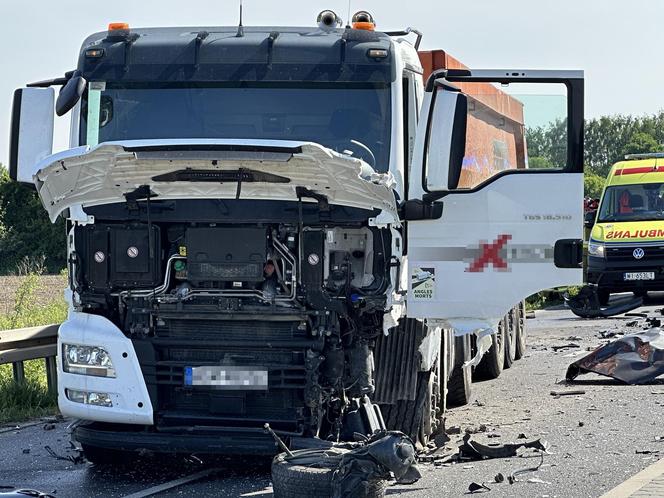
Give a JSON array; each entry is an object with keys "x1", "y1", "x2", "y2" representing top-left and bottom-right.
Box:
[{"x1": 411, "y1": 267, "x2": 435, "y2": 300}]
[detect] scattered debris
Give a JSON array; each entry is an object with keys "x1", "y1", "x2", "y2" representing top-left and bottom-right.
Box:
[
  {"x1": 468, "y1": 482, "x2": 491, "y2": 493},
  {"x1": 566, "y1": 336, "x2": 583, "y2": 342},
  {"x1": 599, "y1": 330, "x2": 624, "y2": 339},
  {"x1": 433, "y1": 433, "x2": 450, "y2": 448},
  {"x1": 473, "y1": 400, "x2": 486, "y2": 407},
  {"x1": 565, "y1": 286, "x2": 643, "y2": 318},
  {"x1": 42, "y1": 424, "x2": 55, "y2": 431},
  {"x1": 517, "y1": 433, "x2": 527, "y2": 439},
  {"x1": 44, "y1": 445, "x2": 84, "y2": 464},
  {"x1": 567, "y1": 328, "x2": 664, "y2": 384},
  {"x1": 550, "y1": 390, "x2": 586, "y2": 397},
  {"x1": 508, "y1": 449, "x2": 546, "y2": 484},
  {"x1": 494, "y1": 473, "x2": 505, "y2": 483},
  {"x1": 465, "y1": 424, "x2": 488, "y2": 435},
  {"x1": 22, "y1": 449, "x2": 30, "y2": 454},
  {"x1": 636, "y1": 449, "x2": 660, "y2": 455},
  {"x1": 551, "y1": 343, "x2": 580, "y2": 351},
  {"x1": 458, "y1": 434, "x2": 547, "y2": 461},
  {"x1": 487, "y1": 433, "x2": 501, "y2": 439},
  {"x1": 625, "y1": 312, "x2": 648, "y2": 318},
  {"x1": 578, "y1": 421, "x2": 585, "y2": 427},
  {"x1": 625, "y1": 320, "x2": 640, "y2": 327},
  {"x1": 527, "y1": 477, "x2": 551, "y2": 484}
]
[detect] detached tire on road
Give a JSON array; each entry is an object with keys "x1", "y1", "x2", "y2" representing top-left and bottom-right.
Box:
[
  {"x1": 514, "y1": 301, "x2": 527, "y2": 360},
  {"x1": 271, "y1": 453, "x2": 387, "y2": 498},
  {"x1": 474, "y1": 316, "x2": 506, "y2": 380},
  {"x1": 447, "y1": 334, "x2": 472, "y2": 407}
]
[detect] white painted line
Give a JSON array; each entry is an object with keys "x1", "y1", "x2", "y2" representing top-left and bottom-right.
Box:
[{"x1": 600, "y1": 458, "x2": 664, "y2": 498}]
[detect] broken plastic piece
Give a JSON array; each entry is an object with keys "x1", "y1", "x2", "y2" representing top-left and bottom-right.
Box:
[
  {"x1": 458, "y1": 433, "x2": 547, "y2": 461},
  {"x1": 468, "y1": 482, "x2": 491, "y2": 493},
  {"x1": 565, "y1": 285, "x2": 642, "y2": 318}
]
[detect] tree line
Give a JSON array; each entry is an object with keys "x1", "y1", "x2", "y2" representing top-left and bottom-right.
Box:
[{"x1": 527, "y1": 112, "x2": 664, "y2": 199}]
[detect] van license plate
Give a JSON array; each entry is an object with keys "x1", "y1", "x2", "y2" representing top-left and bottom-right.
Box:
[
  {"x1": 623, "y1": 272, "x2": 655, "y2": 281},
  {"x1": 184, "y1": 366, "x2": 268, "y2": 390}
]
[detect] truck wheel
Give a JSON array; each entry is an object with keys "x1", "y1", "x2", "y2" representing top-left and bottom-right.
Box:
[
  {"x1": 504, "y1": 308, "x2": 517, "y2": 369},
  {"x1": 81, "y1": 444, "x2": 133, "y2": 465},
  {"x1": 381, "y1": 368, "x2": 438, "y2": 448},
  {"x1": 271, "y1": 452, "x2": 387, "y2": 498},
  {"x1": 474, "y1": 316, "x2": 506, "y2": 380},
  {"x1": 514, "y1": 301, "x2": 527, "y2": 360},
  {"x1": 446, "y1": 334, "x2": 472, "y2": 407},
  {"x1": 598, "y1": 288, "x2": 611, "y2": 306}
]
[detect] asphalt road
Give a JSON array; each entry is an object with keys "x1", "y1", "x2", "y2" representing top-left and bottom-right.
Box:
[{"x1": 2, "y1": 296, "x2": 663, "y2": 498}]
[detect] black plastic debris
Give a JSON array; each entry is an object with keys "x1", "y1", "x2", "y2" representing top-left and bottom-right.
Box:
[
  {"x1": 564, "y1": 286, "x2": 642, "y2": 318},
  {"x1": 468, "y1": 482, "x2": 491, "y2": 493},
  {"x1": 458, "y1": 434, "x2": 547, "y2": 461},
  {"x1": 567, "y1": 328, "x2": 664, "y2": 384}
]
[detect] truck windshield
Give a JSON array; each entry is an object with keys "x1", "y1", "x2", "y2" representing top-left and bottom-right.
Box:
[
  {"x1": 598, "y1": 183, "x2": 664, "y2": 222},
  {"x1": 80, "y1": 82, "x2": 392, "y2": 171}
]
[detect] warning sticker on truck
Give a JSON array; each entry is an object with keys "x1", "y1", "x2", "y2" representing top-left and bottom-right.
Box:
[{"x1": 411, "y1": 267, "x2": 435, "y2": 300}]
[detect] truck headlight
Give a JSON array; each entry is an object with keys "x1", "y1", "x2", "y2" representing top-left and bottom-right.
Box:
[
  {"x1": 588, "y1": 242, "x2": 605, "y2": 258},
  {"x1": 65, "y1": 389, "x2": 113, "y2": 407},
  {"x1": 62, "y1": 344, "x2": 115, "y2": 377}
]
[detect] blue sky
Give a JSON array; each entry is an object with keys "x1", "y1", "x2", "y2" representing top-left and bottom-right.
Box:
[{"x1": 1, "y1": 0, "x2": 663, "y2": 163}]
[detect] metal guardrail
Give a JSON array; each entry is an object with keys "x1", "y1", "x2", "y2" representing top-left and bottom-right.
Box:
[{"x1": 0, "y1": 324, "x2": 59, "y2": 394}]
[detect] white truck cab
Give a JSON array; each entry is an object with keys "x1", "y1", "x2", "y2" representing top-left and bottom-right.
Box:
[{"x1": 9, "y1": 15, "x2": 584, "y2": 458}]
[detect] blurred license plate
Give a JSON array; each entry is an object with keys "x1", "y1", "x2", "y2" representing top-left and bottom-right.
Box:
[
  {"x1": 623, "y1": 272, "x2": 655, "y2": 281},
  {"x1": 184, "y1": 366, "x2": 268, "y2": 390}
]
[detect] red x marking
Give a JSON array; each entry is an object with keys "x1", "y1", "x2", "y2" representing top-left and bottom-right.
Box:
[{"x1": 467, "y1": 234, "x2": 512, "y2": 272}]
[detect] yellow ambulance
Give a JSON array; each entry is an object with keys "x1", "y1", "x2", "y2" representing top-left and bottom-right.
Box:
[{"x1": 587, "y1": 153, "x2": 664, "y2": 304}]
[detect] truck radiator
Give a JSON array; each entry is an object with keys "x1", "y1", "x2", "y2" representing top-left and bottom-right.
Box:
[{"x1": 373, "y1": 318, "x2": 426, "y2": 404}]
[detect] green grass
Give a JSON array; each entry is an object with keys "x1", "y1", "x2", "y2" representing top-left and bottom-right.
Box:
[{"x1": 0, "y1": 266, "x2": 67, "y2": 424}]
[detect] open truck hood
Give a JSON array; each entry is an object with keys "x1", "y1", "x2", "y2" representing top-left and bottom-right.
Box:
[{"x1": 34, "y1": 139, "x2": 398, "y2": 223}]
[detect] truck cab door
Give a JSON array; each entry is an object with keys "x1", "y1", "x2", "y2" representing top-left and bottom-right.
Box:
[{"x1": 406, "y1": 69, "x2": 584, "y2": 334}]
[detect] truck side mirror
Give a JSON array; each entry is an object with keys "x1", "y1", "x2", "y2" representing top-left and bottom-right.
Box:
[
  {"x1": 584, "y1": 210, "x2": 597, "y2": 228},
  {"x1": 425, "y1": 88, "x2": 467, "y2": 192},
  {"x1": 56, "y1": 75, "x2": 86, "y2": 117},
  {"x1": 9, "y1": 87, "x2": 55, "y2": 183}
]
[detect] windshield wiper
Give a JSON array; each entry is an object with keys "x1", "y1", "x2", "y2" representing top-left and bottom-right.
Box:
[{"x1": 151, "y1": 169, "x2": 290, "y2": 184}]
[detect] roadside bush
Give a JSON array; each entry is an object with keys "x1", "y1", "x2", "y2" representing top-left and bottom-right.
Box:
[
  {"x1": 0, "y1": 165, "x2": 66, "y2": 275},
  {"x1": 0, "y1": 264, "x2": 66, "y2": 423}
]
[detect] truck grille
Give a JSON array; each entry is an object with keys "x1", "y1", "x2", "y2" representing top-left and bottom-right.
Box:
[{"x1": 134, "y1": 317, "x2": 315, "y2": 433}]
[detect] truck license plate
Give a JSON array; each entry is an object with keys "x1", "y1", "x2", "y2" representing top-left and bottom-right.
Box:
[
  {"x1": 623, "y1": 272, "x2": 655, "y2": 281},
  {"x1": 184, "y1": 366, "x2": 268, "y2": 390}
]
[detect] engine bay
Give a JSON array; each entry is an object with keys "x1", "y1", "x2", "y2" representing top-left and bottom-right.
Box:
[{"x1": 69, "y1": 198, "x2": 398, "y2": 440}]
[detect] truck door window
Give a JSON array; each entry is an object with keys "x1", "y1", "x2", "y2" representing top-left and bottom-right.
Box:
[
  {"x1": 80, "y1": 82, "x2": 392, "y2": 172},
  {"x1": 426, "y1": 82, "x2": 568, "y2": 189}
]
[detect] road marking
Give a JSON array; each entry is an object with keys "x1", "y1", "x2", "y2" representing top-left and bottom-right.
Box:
[
  {"x1": 122, "y1": 467, "x2": 221, "y2": 498},
  {"x1": 600, "y1": 457, "x2": 664, "y2": 498}
]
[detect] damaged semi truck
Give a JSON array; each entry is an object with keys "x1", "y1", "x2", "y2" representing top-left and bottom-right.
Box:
[{"x1": 8, "y1": 11, "x2": 584, "y2": 460}]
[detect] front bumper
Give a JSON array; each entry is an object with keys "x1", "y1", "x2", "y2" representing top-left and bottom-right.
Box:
[
  {"x1": 587, "y1": 256, "x2": 664, "y2": 292},
  {"x1": 73, "y1": 421, "x2": 280, "y2": 455},
  {"x1": 57, "y1": 312, "x2": 154, "y2": 425}
]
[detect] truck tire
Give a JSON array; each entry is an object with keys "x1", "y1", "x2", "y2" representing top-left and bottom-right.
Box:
[
  {"x1": 271, "y1": 453, "x2": 387, "y2": 498},
  {"x1": 381, "y1": 369, "x2": 436, "y2": 448},
  {"x1": 504, "y1": 307, "x2": 517, "y2": 369},
  {"x1": 81, "y1": 444, "x2": 133, "y2": 465},
  {"x1": 598, "y1": 288, "x2": 611, "y2": 306},
  {"x1": 446, "y1": 334, "x2": 472, "y2": 407},
  {"x1": 474, "y1": 316, "x2": 506, "y2": 380},
  {"x1": 514, "y1": 301, "x2": 527, "y2": 360}
]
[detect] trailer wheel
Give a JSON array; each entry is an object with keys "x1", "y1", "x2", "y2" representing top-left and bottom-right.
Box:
[
  {"x1": 514, "y1": 301, "x2": 527, "y2": 360},
  {"x1": 474, "y1": 316, "x2": 506, "y2": 380},
  {"x1": 446, "y1": 334, "x2": 472, "y2": 407},
  {"x1": 504, "y1": 307, "x2": 517, "y2": 369},
  {"x1": 271, "y1": 452, "x2": 387, "y2": 498},
  {"x1": 81, "y1": 444, "x2": 133, "y2": 465}
]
